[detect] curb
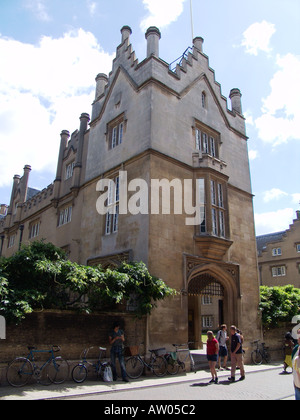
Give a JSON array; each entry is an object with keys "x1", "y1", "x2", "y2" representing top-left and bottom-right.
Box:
[{"x1": 0, "y1": 363, "x2": 284, "y2": 400}]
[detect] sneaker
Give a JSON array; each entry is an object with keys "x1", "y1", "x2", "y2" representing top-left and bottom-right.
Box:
[
  {"x1": 228, "y1": 376, "x2": 235, "y2": 382},
  {"x1": 214, "y1": 378, "x2": 219, "y2": 384},
  {"x1": 122, "y1": 377, "x2": 130, "y2": 383},
  {"x1": 239, "y1": 376, "x2": 245, "y2": 381},
  {"x1": 209, "y1": 378, "x2": 215, "y2": 384}
]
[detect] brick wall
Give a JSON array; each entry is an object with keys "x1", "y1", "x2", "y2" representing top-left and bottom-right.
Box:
[{"x1": 0, "y1": 310, "x2": 146, "y2": 384}]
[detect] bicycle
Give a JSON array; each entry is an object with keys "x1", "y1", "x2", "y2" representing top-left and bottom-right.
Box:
[
  {"x1": 6, "y1": 345, "x2": 69, "y2": 387},
  {"x1": 125, "y1": 344, "x2": 167, "y2": 379},
  {"x1": 251, "y1": 340, "x2": 271, "y2": 365},
  {"x1": 72, "y1": 346, "x2": 111, "y2": 383},
  {"x1": 165, "y1": 342, "x2": 196, "y2": 375}
]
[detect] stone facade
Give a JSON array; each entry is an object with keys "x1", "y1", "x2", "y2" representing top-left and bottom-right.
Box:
[
  {"x1": 0, "y1": 26, "x2": 261, "y2": 356},
  {"x1": 257, "y1": 211, "x2": 300, "y2": 288}
]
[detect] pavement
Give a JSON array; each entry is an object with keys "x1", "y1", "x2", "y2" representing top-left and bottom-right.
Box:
[{"x1": 0, "y1": 361, "x2": 293, "y2": 401}]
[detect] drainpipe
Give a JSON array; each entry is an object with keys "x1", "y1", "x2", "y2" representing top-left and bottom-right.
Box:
[
  {"x1": 18, "y1": 225, "x2": 24, "y2": 251},
  {"x1": 0, "y1": 235, "x2": 4, "y2": 257}
]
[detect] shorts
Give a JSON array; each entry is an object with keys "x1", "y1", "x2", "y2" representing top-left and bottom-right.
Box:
[
  {"x1": 207, "y1": 354, "x2": 218, "y2": 362},
  {"x1": 219, "y1": 346, "x2": 228, "y2": 357}
]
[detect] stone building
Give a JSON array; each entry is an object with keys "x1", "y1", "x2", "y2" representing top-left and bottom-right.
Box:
[
  {"x1": 0, "y1": 26, "x2": 261, "y2": 351},
  {"x1": 257, "y1": 211, "x2": 300, "y2": 288}
]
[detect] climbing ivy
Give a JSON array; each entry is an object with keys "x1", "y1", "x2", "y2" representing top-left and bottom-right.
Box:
[
  {"x1": 259, "y1": 285, "x2": 300, "y2": 327},
  {"x1": 0, "y1": 241, "x2": 176, "y2": 324}
]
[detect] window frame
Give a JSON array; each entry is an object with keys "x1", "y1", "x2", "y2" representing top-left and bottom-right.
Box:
[
  {"x1": 202, "y1": 316, "x2": 213, "y2": 329},
  {"x1": 201, "y1": 91, "x2": 206, "y2": 109},
  {"x1": 8, "y1": 234, "x2": 16, "y2": 249},
  {"x1": 65, "y1": 161, "x2": 75, "y2": 180},
  {"x1": 105, "y1": 175, "x2": 120, "y2": 235},
  {"x1": 272, "y1": 248, "x2": 282, "y2": 257},
  {"x1": 107, "y1": 114, "x2": 126, "y2": 150},
  {"x1": 58, "y1": 205, "x2": 72, "y2": 227},
  {"x1": 272, "y1": 266, "x2": 286, "y2": 277},
  {"x1": 196, "y1": 174, "x2": 228, "y2": 239},
  {"x1": 29, "y1": 220, "x2": 40, "y2": 239},
  {"x1": 194, "y1": 121, "x2": 220, "y2": 159}
]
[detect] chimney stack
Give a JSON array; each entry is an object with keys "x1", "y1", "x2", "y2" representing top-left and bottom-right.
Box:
[
  {"x1": 145, "y1": 26, "x2": 161, "y2": 58},
  {"x1": 193, "y1": 37, "x2": 204, "y2": 53},
  {"x1": 229, "y1": 88, "x2": 243, "y2": 115},
  {"x1": 95, "y1": 73, "x2": 108, "y2": 99},
  {"x1": 121, "y1": 26, "x2": 132, "y2": 44}
]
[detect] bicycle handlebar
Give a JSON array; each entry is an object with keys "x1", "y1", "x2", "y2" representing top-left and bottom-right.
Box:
[
  {"x1": 172, "y1": 341, "x2": 197, "y2": 347},
  {"x1": 52, "y1": 345, "x2": 61, "y2": 352}
]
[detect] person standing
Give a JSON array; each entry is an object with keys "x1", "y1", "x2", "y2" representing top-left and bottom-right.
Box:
[
  {"x1": 206, "y1": 331, "x2": 219, "y2": 384},
  {"x1": 292, "y1": 328, "x2": 300, "y2": 400},
  {"x1": 216, "y1": 324, "x2": 229, "y2": 371},
  {"x1": 228, "y1": 325, "x2": 245, "y2": 382},
  {"x1": 109, "y1": 322, "x2": 129, "y2": 382},
  {"x1": 282, "y1": 332, "x2": 294, "y2": 374}
]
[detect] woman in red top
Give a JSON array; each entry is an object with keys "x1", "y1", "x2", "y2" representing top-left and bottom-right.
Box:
[{"x1": 207, "y1": 331, "x2": 219, "y2": 384}]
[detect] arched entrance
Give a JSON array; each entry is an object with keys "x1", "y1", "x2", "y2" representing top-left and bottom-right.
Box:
[{"x1": 186, "y1": 262, "x2": 240, "y2": 349}]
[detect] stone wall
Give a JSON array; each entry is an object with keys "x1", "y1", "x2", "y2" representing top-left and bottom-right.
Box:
[
  {"x1": 0, "y1": 310, "x2": 146, "y2": 384},
  {"x1": 262, "y1": 323, "x2": 294, "y2": 362}
]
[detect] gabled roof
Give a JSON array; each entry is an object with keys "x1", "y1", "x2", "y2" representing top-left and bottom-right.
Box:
[
  {"x1": 256, "y1": 231, "x2": 286, "y2": 254},
  {"x1": 26, "y1": 187, "x2": 40, "y2": 202}
]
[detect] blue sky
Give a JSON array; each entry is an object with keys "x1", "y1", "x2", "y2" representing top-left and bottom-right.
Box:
[{"x1": 0, "y1": 0, "x2": 299, "y2": 235}]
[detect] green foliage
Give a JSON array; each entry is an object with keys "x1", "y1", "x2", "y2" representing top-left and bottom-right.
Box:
[
  {"x1": 0, "y1": 241, "x2": 176, "y2": 324},
  {"x1": 259, "y1": 285, "x2": 300, "y2": 327}
]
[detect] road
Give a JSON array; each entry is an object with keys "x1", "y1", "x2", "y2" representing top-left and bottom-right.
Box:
[{"x1": 59, "y1": 367, "x2": 295, "y2": 401}]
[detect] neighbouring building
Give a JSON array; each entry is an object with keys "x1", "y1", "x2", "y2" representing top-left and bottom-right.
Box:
[
  {"x1": 257, "y1": 211, "x2": 300, "y2": 288},
  {"x1": 0, "y1": 26, "x2": 261, "y2": 352}
]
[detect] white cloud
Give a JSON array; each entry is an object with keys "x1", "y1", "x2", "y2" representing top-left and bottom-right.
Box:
[
  {"x1": 255, "y1": 53, "x2": 300, "y2": 146},
  {"x1": 248, "y1": 150, "x2": 259, "y2": 161},
  {"x1": 263, "y1": 188, "x2": 289, "y2": 203},
  {"x1": 24, "y1": 0, "x2": 51, "y2": 21},
  {"x1": 241, "y1": 21, "x2": 276, "y2": 56},
  {"x1": 0, "y1": 29, "x2": 114, "y2": 188},
  {"x1": 291, "y1": 194, "x2": 300, "y2": 205},
  {"x1": 86, "y1": 0, "x2": 97, "y2": 16},
  {"x1": 255, "y1": 208, "x2": 295, "y2": 235},
  {"x1": 140, "y1": 0, "x2": 186, "y2": 31}
]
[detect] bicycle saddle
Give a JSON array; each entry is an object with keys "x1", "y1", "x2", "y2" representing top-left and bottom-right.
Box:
[
  {"x1": 99, "y1": 347, "x2": 107, "y2": 351},
  {"x1": 28, "y1": 346, "x2": 37, "y2": 350}
]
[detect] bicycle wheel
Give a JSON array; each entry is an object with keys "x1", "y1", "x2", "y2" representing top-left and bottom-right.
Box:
[
  {"x1": 125, "y1": 356, "x2": 144, "y2": 379},
  {"x1": 190, "y1": 355, "x2": 196, "y2": 373},
  {"x1": 165, "y1": 355, "x2": 179, "y2": 375},
  {"x1": 7, "y1": 358, "x2": 33, "y2": 387},
  {"x1": 47, "y1": 357, "x2": 69, "y2": 384},
  {"x1": 72, "y1": 364, "x2": 88, "y2": 383},
  {"x1": 152, "y1": 356, "x2": 167, "y2": 377},
  {"x1": 251, "y1": 350, "x2": 263, "y2": 365},
  {"x1": 264, "y1": 350, "x2": 271, "y2": 364}
]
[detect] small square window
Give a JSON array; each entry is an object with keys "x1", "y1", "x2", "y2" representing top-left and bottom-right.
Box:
[{"x1": 108, "y1": 115, "x2": 125, "y2": 149}]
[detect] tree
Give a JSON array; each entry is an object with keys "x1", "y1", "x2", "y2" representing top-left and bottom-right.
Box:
[
  {"x1": 0, "y1": 241, "x2": 176, "y2": 324},
  {"x1": 259, "y1": 285, "x2": 300, "y2": 327}
]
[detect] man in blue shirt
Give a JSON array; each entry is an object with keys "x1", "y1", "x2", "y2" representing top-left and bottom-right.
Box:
[{"x1": 228, "y1": 325, "x2": 245, "y2": 382}]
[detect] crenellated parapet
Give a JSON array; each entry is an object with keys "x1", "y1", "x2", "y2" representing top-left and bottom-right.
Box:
[{"x1": 91, "y1": 26, "x2": 246, "y2": 138}]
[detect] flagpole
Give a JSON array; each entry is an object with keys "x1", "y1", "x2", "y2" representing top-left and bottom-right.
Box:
[{"x1": 190, "y1": 0, "x2": 194, "y2": 42}]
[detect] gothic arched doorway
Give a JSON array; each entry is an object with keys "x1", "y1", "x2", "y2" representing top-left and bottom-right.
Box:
[{"x1": 187, "y1": 264, "x2": 240, "y2": 349}]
